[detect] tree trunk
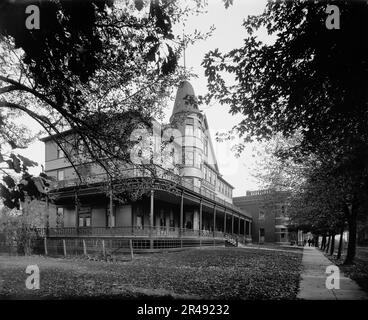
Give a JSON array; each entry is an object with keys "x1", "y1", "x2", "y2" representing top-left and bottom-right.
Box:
[
  {"x1": 325, "y1": 235, "x2": 331, "y2": 253},
  {"x1": 337, "y1": 225, "x2": 344, "y2": 260},
  {"x1": 321, "y1": 234, "x2": 326, "y2": 250},
  {"x1": 329, "y1": 234, "x2": 335, "y2": 256},
  {"x1": 344, "y1": 208, "x2": 357, "y2": 265}
]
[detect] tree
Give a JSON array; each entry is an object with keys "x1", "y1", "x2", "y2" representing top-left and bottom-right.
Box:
[
  {"x1": 0, "y1": 199, "x2": 49, "y2": 255},
  {"x1": 0, "y1": 0, "x2": 209, "y2": 202},
  {"x1": 0, "y1": 140, "x2": 54, "y2": 254},
  {"x1": 202, "y1": 0, "x2": 368, "y2": 264}
]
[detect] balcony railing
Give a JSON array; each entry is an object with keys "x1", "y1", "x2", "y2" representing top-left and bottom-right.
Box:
[{"x1": 49, "y1": 167, "x2": 247, "y2": 215}]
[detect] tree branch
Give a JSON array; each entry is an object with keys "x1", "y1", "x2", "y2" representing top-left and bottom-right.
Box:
[{"x1": 0, "y1": 85, "x2": 17, "y2": 94}]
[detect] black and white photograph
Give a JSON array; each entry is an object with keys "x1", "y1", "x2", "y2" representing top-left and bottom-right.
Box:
[{"x1": 0, "y1": 0, "x2": 367, "y2": 314}]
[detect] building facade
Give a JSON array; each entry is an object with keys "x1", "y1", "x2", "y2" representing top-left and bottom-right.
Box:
[
  {"x1": 233, "y1": 190, "x2": 292, "y2": 244},
  {"x1": 41, "y1": 81, "x2": 252, "y2": 249}
]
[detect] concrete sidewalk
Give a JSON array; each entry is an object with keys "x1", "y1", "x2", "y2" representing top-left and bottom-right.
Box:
[{"x1": 297, "y1": 246, "x2": 367, "y2": 300}]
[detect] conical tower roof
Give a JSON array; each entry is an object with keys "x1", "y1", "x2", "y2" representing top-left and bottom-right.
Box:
[{"x1": 170, "y1": 81, "x2": 200, "y2": 121}]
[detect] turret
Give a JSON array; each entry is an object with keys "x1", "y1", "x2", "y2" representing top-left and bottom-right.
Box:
[{"x1": 170, "y1": 81, "x2": 204, "y2": 188}]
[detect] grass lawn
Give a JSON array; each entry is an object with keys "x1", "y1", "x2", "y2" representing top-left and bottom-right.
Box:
[
  {"x1": 0, "y1": 247, "x2": 302, "y2": 300},
  {"x1": 327, "y1": 246, "x2": 368, "y2": 295}
]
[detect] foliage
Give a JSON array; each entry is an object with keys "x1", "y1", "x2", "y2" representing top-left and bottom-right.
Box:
[
  {"x1": 0, "y1": 0, "x2": 208, "y2": 184},
  {"x1": 0, "y1": 200, "x2": 48, "y2": 255},
  {"x1": 0, "y1": 0, "x2": 212, "y2": 206},
  {"x1": 201, "y1": 0, "x2": 368, "y2": 263},
  {"x1": 202, "y1": 0, "x2": 368, "y2": 153}
]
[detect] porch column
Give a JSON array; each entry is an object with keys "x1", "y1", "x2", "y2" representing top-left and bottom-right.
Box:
[
  {"x1": 149, "y1": 190, "x2": 154, "y2": 248},
  {"x1": 213, "y1": 205, "x2": 216, "y2": 237},
  {"x1": 180, "y1": 191, "x2": 184, "y2": 237},
  {"x1": 74, "y1": 192, "x2": 79, "y2": 233},
  {"x1": 244, "y1": 219, "x2": 247, "y2": 241},
  {"x1": 231, "y1": 214, "x2": 234, "y2": 235},
  {"x1": 224, "y1": 209, "x2": 227, "y2": 234},
  {"x1": 109, "y1": 183, "x2": 114, "y2": 228},
  {"x1": 238, "y1": 214, "x2": 241, "y2": 235},
  {"x1": 199, "y1": 199, "x2": 202, "y2": 237},
  {"x1": 45, "y1": 194, "x2": 50, "y2": 237}
]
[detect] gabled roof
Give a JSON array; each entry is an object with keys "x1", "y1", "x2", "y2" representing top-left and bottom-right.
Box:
[{"x1": 202, "y1": 114, "x2": 219, "y2": 172}]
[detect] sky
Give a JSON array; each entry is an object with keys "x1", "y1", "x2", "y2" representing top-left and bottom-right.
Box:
[{"x1": 19, "y1": 0, "x2": 270, "y2": 197}]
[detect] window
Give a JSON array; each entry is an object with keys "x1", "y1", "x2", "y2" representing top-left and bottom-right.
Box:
[
  {"x1": 281, "y1": 205, "x2": 287, "y2": 215},
  {"x1": 194, "y1": 126, "x2": 201, "y2": 139},
  {"x1": 79, "y1": 213, "x2": 91, "y2": 227},
  {"x1": 184, "y1": 148, "x2": 194, "y2": 166},
  {"x1": 204, "y1": 139, "x2": 208, "y2": 155},
  {"x1": 194, "y1": 178, "x2": 201, "y2": 189},
  {"x1": 136, "y1": 216, "x2": 143, "y2": 229},
  {"x1": 57, "y1": 170, "x2": 64, "y2": 181},
  {"x1": 107, "y1": 205, "x2": 115, "y2": 227},
  {"x1": 259, "y1": 209, "x2": 265, "y2": 220},
  {"x1": 56, "y1": 207, "x2": 64, "y2": 228},
  {"x1": 195, "y1": 151, "x2": 202, "y2": 169},
  {"x1": 57, "y1": 145, "x2": 64, "y2": 158},
  {"x1": 170, "y1": 148, "x2": 176, "y2": 165},
  {"x1": 281, "y1": 233, "x2": 285, "y2": 239},
  {"x1": 185, "y1": 124, "x2": 194, "y2": 136},
  {"x1": 259, "y1": 228, "x2": 265, "y2": 237}
]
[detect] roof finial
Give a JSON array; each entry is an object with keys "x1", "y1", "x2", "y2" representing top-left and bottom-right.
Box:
[{"x1": 182, "y1": 26, "x2": 187, "y2": 79}]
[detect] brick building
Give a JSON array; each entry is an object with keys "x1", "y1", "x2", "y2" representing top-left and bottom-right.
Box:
[{"x1": 233, "y1": 190, "x2": 292, "y2": 244}]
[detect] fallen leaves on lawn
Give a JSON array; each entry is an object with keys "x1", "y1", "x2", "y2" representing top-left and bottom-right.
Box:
[{"x1": 0, "y1": 248, "x2": 302, "y2": 300}]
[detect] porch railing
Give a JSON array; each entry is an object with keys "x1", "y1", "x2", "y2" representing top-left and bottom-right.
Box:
[{"x1": 45, "y1": 226, "x2": 226, "y2": 239}]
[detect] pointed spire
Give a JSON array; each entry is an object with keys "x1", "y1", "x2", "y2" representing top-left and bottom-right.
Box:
[
  {"x1": 183, "y1": 30, "x2": 186, "y2": 74},
  {"x1": 170, "y1": 81, "x2": 200, "y2": 121}
]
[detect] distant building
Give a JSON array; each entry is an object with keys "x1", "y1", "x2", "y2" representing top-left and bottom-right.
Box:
[
  {"x1": 40, "y1": 81, "x2": 252, "y2": 249},
  {"x1": 233, "y1": 190, "x2": 291, "y2": 244}
]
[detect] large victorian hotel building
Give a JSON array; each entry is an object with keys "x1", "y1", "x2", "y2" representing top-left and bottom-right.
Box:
[{"x1": 41, "y1": 81, "x2": 253, "y2": 249}]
